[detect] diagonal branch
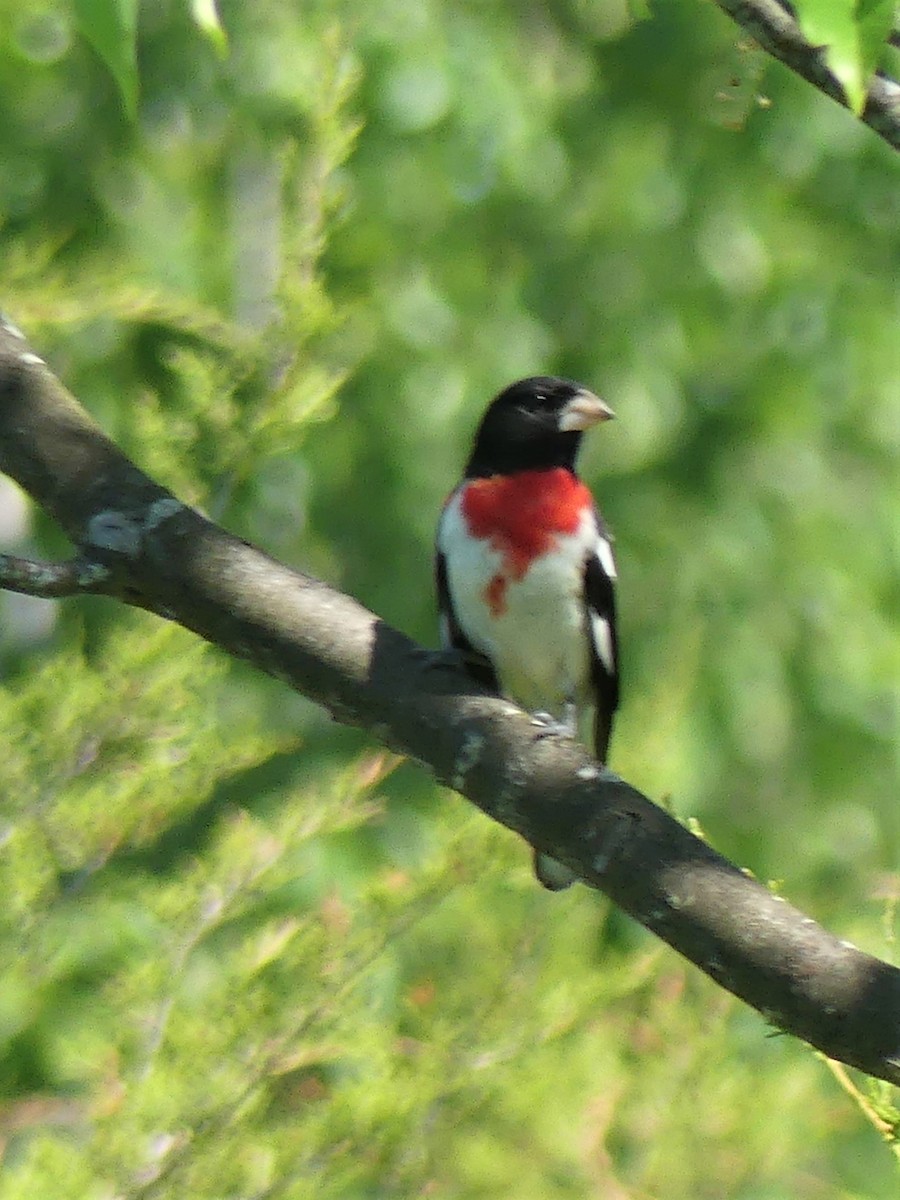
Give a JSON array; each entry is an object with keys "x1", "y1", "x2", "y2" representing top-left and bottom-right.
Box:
[
  {"x1": 712, "y1": 0, "x2": 900, "y2": 151},
  {"x1": 1, "y1": 318, "x2": 899, "y2": 1085}
]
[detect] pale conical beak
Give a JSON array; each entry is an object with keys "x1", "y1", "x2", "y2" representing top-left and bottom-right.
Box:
[{"x1": 558, "y1": 389, "x2": 615, "y2": 432}]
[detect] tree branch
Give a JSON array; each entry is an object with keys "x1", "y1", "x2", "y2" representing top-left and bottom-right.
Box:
[
  {"x1": 712, "y1": 0, "x2": 900, "y2": 151},
  {"x1": 1, "y1": 318, "x2": 898, "y2": 1086},
  {"x1": 0, "y1": 552, "x2": 112, "y2": 597}
]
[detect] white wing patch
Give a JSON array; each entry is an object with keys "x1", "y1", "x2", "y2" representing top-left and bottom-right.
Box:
[
  {"x1": 591, "y1": 613, "x2": 616, "y2": 675},
  {"x1": 596, "y1": 536, "x2": 617, "y2": 580}
]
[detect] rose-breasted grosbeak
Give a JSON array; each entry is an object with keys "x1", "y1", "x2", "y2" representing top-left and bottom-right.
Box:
[{"x1": 436, "y1": 376, "x2": 619, "y2": 890}]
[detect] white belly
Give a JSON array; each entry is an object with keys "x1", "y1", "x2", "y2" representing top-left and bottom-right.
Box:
[{"x1": 439, "y1": 493, "x2": 594, "y2": 715}]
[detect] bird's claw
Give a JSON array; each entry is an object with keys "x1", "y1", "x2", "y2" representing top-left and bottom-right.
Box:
[{"x1": 531, "y1": 709, "x2": 577, "y2": 741}]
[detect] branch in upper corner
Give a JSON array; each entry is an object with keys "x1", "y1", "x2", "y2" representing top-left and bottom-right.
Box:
[
  {"x1": 0, "y1": 553, "x2": 113, "y2": 598},
  {"x1": 712, "y1": 0, "x2": 900, "y2": 151}
]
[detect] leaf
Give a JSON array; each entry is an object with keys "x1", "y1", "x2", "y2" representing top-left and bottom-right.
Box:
[
  {"x1": 72, "y1": 0, "x2": 138, "y2": 118},
  {"x1": 793, "y1": 0, "x2": 895, "y2": 114},
  {"x1": 855, "y1": 0, "x2": 898, "y2": 89},
  {"x1": 190, "y1": 0, "x2": 229, "y2": 58}
]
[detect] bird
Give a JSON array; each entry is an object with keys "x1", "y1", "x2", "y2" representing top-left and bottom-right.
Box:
[{"x1": 435, "y1": 375, "x2": 619, "y2": 890}]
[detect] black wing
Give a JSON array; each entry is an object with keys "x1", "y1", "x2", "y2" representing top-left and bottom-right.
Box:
[
  {"x1": 583, "y1": 517, "x2": 620, "y2": 763},
  {"x1": 435, "y1": 550, "x2": 500, "y2": 693}
]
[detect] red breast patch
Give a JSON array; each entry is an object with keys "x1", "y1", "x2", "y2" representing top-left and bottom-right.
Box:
[{"x1": 460, "y1": 469, "x2": 590, "y2": 616}]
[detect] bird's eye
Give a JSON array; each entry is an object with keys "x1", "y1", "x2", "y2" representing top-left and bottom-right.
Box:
[{"x1": 519, "y1": 395, "x2": 547, "y2": 416}]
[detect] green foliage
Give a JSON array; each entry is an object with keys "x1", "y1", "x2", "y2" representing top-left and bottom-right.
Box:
[
  {"x1": 71, "y1": 0, "x2": 138, "y2": 116},
  {"x1": 0, "y1": 0, "x2": 898, "y2": 1196},
  {"x1": 793, "y1": 0, "x2": 896, "y2": 113},
  {"x1": 189, "y1": 0, "x2": 228, "y2": 59}
]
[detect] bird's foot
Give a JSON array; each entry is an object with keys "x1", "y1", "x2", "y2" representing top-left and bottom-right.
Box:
[{"x1": 531, "y1": 702, "x2": 578, "y2": 742}]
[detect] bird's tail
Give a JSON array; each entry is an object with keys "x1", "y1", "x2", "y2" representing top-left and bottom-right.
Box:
[
  {"x1": 594, "y1": 708, "x2": 613, "y2": 765},
  {"x1": 533, "y1": 850, "x2": 577, "y2": 891}
]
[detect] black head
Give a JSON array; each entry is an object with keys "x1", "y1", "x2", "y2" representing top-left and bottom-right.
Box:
[{"x1": 464, "y1": 376, "x2": 614, "y2": 478}]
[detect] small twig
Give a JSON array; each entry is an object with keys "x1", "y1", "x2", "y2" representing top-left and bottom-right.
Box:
[
  {"x1": 819, "y1": 1056, "x2": 898, "y2": 1141},
  {"x1": 0, "y1": 553, "x2": 111, "y2": 598}
]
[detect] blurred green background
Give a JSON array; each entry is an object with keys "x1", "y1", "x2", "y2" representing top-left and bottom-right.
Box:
[{"x1": 0, "y1": 1, "x2": 897, "y2": 1196}]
